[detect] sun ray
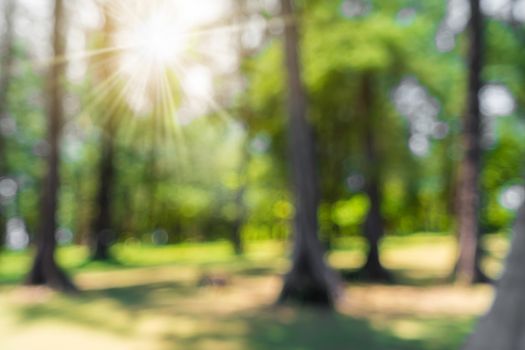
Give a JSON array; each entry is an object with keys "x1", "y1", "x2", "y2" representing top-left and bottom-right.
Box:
[
  {"x1": 31, "y1": 45, "x2": 133, "y2": 70},
  {"x1": 79, "y1": 55, "x2": 135, "y2": 121},
  {"x1": 80, "y1": 70, "x2": 128, "y2": 123}
]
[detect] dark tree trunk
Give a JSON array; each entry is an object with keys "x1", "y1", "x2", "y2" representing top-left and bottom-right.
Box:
[
  {"x1": 0, "y1": 0, "x2": 16, "y2": 248},
  {"x1": 361, "y1": 183, "x2": 390, "y2": 281},
  {"x1": 278, "y1": 0, "x2": 340, "y2": 307},
  {"x1": 231, "y1": 182, "x2": 246, "y2": 255},
  {"x1": 229, "y1": 0, "x2": 249, "y2": 256},
  {"x1": 455, "y1": 0, "x2": 489, "y2": 285},
  {"x1": 358, "y1": 73, "x2": 391, "y2": 281},
  {"x1": 90, "y1": 6, "x2": 117, "y2": 261},
  {"x1": 90, "y1": 132, "x2": 115, "y2": 261},
  {"x1": 146, "y1": 147, "x2": 158, "y2": 231},
  {"x1": 463, "y1": 203, "x2": 525, "y2": 349},
  {"x1": 25, "y1": 0, "x2": 76, "y2": 292},
  {"x1": 230, "y1": 143, "x2": 248, "y2": 256}
]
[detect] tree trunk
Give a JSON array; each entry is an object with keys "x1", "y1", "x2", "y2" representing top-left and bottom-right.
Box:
[
  {"x1": 358, "y1": 73, "x2": 391, "y2": 281},
  {"x1": 229, "y1": 0, "x2": 249, "y2": 256},
  {"x1": 0, "y1": 0, "x2": 16, "y2": 248},
  {"x1": 361, "y1": 183, "x2": 390, "y2": 280},
  {"x1": 90, "y1": 6, "x2": 117, "y2": 261},
  {"x1": 0, "y1": 0, "x2": 15, "y2": 157},
  {"x1": 146, "y1": 146, "x2": 159, "y2": 231},
  {"x1": 277, "y1": 0, "x2": 340, "y2": 307},
  {"x1": 25, "y1": 0, "x2": 76, "y2": 292},
  {"x1": 455, "y1": 0, "x2": 489, "y2": 285},
  {"x1": 463, "y1": 203, "x2": 525, "y2": 349},
  {"x1": 231, "y1": 181, "x2": 246, "y2": 255},
  {"x1": 230, "y1": 142, "x2": 248, "y2": 256},
  {"x1": 90, "y1": 132, "x2": 115, "y2": 261}
]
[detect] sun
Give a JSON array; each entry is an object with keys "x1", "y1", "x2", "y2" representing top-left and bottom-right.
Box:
[
  {"x1": 132, "y1": 16, "x2": 181, "y2": 65},
  {"x1": 83, "y1": 0, "x2": 243, "y2": 126},
  {"x1": 105, "y1": 1, "x2": 195, "y2": 116},
  {"x1": 120, "y1": 11, "x2": 187, "y2": 68},
  {"x1": 115, "y1": 3, "x2": 190, "y2": 83}
]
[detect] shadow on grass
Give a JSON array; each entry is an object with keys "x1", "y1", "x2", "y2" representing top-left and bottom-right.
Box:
[
  {"x1": 12, "y1": 281, "x2": 195, "y2": 335},
  {"x1": 9, "y1": 277, "x2": 474, "y2": 350},
  {"x1": 74, "y1": 257, "x2": 129, "y2": 269},
  {"x1": 339, "y1": 267, "x2": 452, "y2": 287},
  {"x1": 159, "y1": 306, "x2": 457, "y2": 350},
  {"x1": 93, "y1": 281, "x2": 196, "y2": 308},
  {"x1": 0, "y1": 259, "x2": 153, "y2": 287},
  {"x1": 233, "y1": 266, "x2": 278, "y2": 277}
]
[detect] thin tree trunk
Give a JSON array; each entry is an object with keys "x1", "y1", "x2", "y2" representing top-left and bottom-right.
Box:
[
  {"x1": 464, "y1": 7, "x2": 525, "y2": 346},
  {"x1": 90, "y1": 131, "x2": 115, "y2": 260},
  {"x1": 278, "y1": 0, "x2": 340, "y2": 307},
  {"x1": 463, "y1": 203, "x2": 525, "y2": 349},
  {"x1": 361, "y1": 182, "x2": 389, "y2": 280},
  {"x1": 0, "y1": 0, "x2": 15, "y2": 153},
  {"x1": 231, "y1": 181, "x2": 246, "y2": 255},
  {"x1": 455, "y1": 0, "x2": 489, "y2": 285},
  {"x1": 358, "y1": 73, "x2": 391, "y2": 281},
  {"x1": 0, "y1": 0, "x2": 16, "y2": 247},
  {"x1": 90, "y1": 5, "x2": 117, "y2": 261},
  {"x1": 25, "y1": 0, "x2": 76, "y2": 292},
  {"x1": 146, "y1": 146, "x2": 158, "y2": 231},
  {"x1": 228, "y1": 0, "x2": 254, "y2": 256},
  {"x1": 230, "y1": 142, "x2": 248, "y2": 255}
]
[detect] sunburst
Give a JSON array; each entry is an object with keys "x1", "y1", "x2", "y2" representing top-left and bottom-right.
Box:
[{"x1": 29, "y1": 0, "x2": 287, "y2": 151}]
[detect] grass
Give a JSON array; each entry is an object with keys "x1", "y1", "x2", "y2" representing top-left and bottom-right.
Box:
[{"x1": 0, "y1": 233, "x2": 507, "y2": 350}]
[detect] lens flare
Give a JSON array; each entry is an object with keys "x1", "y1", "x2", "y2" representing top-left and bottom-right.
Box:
[
  {"x1": 118, "y1": 10, "x2": 187, "y2": 72},
  {"x1": 39, "y1": 0, "x2": 280, "y2": 144}
]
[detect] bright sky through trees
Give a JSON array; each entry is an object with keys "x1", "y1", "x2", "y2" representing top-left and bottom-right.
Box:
[
  {"x1": 12, "y1": 0, "x2": 246, "y2": 122},
  {"x1": 97, "y1": 0, "x2": 234, "y2": 119}
]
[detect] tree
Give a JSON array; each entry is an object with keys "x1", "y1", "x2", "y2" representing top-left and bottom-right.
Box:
[
  {"x1": 455, "y1": 0, "x2": 489, "y2": 284},
  {"x1": 277, "y1": 0, "x2": 340, "y2": 307},
  {"x1": 90, "y1": 123, "x2": 116, "y2": 261},
  {"x1": 463, "y1": 202, "x2": 525, "y2": 349},
  {"x1": 226, "y1": 0, "x2": 265, "y2": 256},
  {"x1": 304, "y1": 8, "x2": 427, "y2": 280},
  {"x1": 89, "y1": 3, "x2": 118, "y2": 261},
  {"x1": 25, "y1": 0, "x2": 77, "y2": 292},
  {"x1": 230, "y1": 144, "x2": 248, "y2": 255},
  {"x1": 0, "y1": 0, "x2": 16, "y2": 247},
  {"x1": 358, "y1": 72, "x2": 391, "y2": 281}
]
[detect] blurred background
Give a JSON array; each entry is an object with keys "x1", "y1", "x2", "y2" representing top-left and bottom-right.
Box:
[{"x1": 0, "y1": 0, "x2": 524, "y2": 349}]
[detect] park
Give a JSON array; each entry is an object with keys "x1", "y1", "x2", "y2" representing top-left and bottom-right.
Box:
[{"x1": 1, "y1": 0, "x2": 525, "y2": 349}]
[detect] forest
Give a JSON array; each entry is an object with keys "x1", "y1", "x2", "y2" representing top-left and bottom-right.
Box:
[{"x1": 1, "y1": 0, "x2": 525, "y2": 349}]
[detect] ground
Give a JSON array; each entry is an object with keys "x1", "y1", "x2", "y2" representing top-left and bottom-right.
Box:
[{"x1": 0, "y1": 233, "x2": 508, "y2": 350}]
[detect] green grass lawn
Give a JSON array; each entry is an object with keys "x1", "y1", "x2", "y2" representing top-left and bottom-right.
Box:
[{"x1": 0, "y1": 234, "x2": 507, "y2": 350}]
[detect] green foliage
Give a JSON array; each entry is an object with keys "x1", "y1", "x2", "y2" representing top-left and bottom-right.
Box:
[
  {"x1": 2, "y1": 0, "x2": 524, "y2": 250},
  {"x1": 331, "y1": 194, "x2": 370, "y2": 228}
]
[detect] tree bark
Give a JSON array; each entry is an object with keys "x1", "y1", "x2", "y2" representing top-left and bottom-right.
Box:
[
  {"x1": 89, "y1": 4, "x2": 117, "y2": 261},
  {"x1": 455, "y1": 0, "x2": 489, "y2": 285},
  {"x1": 25, "y1": 0, "x2": 76, "y2": 292},
  {"x1": 230, "y1": 141, "x2": 248, "y2": 255},
  {"x1": 358, "y1": 73, "x2": 391, "y2": 281},
  {"x1": 277, "y1": 0, "x2": 340, "y2": 307},
  {"x1": 90, "y1": 131, "x2": 115, "y2": 261},
  {"x1": 228, "y1": 0, "x2": 249, "y2": 256},
  {"x1": 231, "y1": 179, "x2": 246, "y2": 255},
  {"x1": 463, "y1": 203, "x2": 525, "y2": 349},
  {"x1": 0, "y1": 0, "x2": 16, "y2": 248}
]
